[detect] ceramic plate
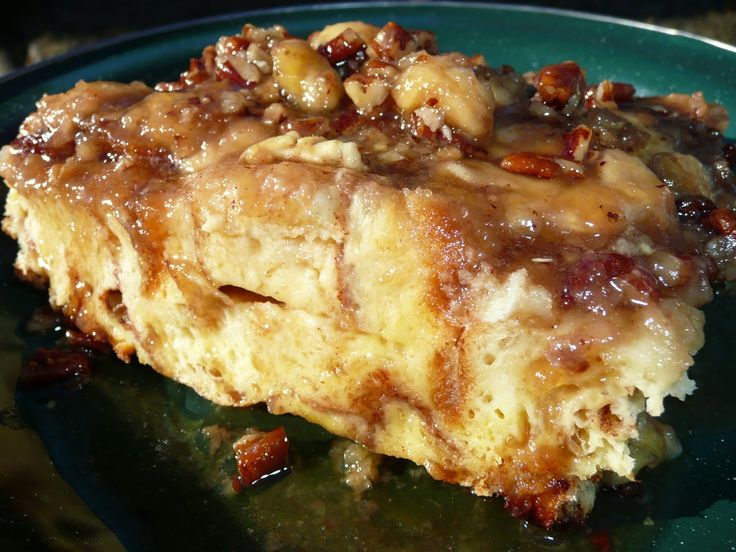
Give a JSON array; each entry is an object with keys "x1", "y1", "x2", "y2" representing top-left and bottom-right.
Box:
[{"x1": 1, "y1": 3, "x2": 735, "y2": 550}]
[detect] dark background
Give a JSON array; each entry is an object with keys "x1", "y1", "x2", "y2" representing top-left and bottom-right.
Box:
[{"x1": 3, "y1": 0, "x2": 736, "y2": 71}]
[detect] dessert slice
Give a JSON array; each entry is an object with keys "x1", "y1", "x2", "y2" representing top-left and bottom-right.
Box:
[{"x1": 2, "y1": 21, "x2": 734, "y2": 526}]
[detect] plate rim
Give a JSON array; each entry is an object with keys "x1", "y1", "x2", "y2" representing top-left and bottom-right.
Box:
[{"x1": 2, "y1": 0, "x2": 736, "y2": 89}]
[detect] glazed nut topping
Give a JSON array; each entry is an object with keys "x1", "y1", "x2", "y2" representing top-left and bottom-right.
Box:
[
  {"x1": 344, "y1": 61, "x2": 398, "y2": 113},
  {"x1": 371, "y1": 21, "x2": 438, "y2": 62},
  {"x1": 272, "y1": 39, "x2": 345, "y2": 112},
  {"x1": 344, "y1": 73, "x2": 391, "y2": 114},
  {"x1": 392, "y1": 52, "x2": 495, "y2": 139},
  {"x1": 533, "y1": 61, "x2": 586, "y2": 113}
]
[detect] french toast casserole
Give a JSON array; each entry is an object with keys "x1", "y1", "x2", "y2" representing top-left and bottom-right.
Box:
[{"x1": 2, "y1": 20, "x2": 735, "y2": 526}]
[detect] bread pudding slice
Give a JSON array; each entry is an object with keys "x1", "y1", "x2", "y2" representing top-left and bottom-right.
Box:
[{"x1": 2, "y1": 21, "x2": 735, "y2": 526}]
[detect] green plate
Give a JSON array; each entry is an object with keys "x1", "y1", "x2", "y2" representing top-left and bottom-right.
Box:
[{"x1": 1, "y1": 3, "x2": 735, "y2": 551}]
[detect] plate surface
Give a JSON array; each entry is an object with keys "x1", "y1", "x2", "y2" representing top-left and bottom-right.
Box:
[{"x1": 1, "y1": 3, "x2": 735, "y2": 551}]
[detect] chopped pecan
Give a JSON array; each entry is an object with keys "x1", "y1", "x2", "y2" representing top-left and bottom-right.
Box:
[
  {"x1": 217, "y1": 35, "x2": 251, "y2": 56},
  {"x1": 232, "y1": 427, "x2": 290, "y2": 491},
  {"x1": 702, "y1": 208, "x2": 736, "y2": 235},
  {"x1": 241, "y1": 23, "x2": 289, "y2": 51},
  {"x1": 212, "y1": 35, "x2": 262, "y2": 88},
  {"x1": 562, "y1": 125, "x2": 592, "y2": 162},
  {"x1": 586, "y1": 81, "x2": 636, "y2": 106},
  {"x1": 344, "y1": 59, "x2": 397, "y2": 114},
  {"x1": 500, "y1": 152, "x2": 561, "y2": 179},
  {"x1": 610, "y1": 82, "x2": 636, "y2": 103},
  {"x1": 308, "y1": 21, "x2": 379, "y2": 51},
  {"x1": 215, "y1": 61, "x2": 252, "y2": 88},
  {"x1": 369, "y1": 22, "x2": 436, "y2": 62},
  {"x1": 317, "y1": 28, "x2": 367, "y2": 78},
  {"x1": 156, "y1": 57, "x2": 210, "y2": 91},
  {"x1": 156, "y1": 26, "x2": 283, "y2": 91},
  {"x1": 533, "y1": 61, "x2": 586, "y2": 112},
  {"x1": 371, "y1": 22, "x2": 414, "y2": 61},
  {"x1": 408, "y1": 108, "x2": 450, "y2": 141},
  {"x1": 409, "y1": 29, "x2": 438, "y2": 54}
]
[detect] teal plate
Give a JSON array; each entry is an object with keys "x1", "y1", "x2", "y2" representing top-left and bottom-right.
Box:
[{"x1": 1, "y1": 3, "x2": 736, "y2": 551}]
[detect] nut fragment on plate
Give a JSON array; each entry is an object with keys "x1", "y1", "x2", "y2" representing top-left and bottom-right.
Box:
[
  {"x1": 2, "y1": 19, "x2": 735, "y2": 528},
  {"x1": 232, "y1": 427, "x2": 290, "y2": 491}
]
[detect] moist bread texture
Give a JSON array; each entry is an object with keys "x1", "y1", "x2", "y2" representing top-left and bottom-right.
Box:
[{"x1": 2, "y1": 21, "x2": 735, "y2": 526}]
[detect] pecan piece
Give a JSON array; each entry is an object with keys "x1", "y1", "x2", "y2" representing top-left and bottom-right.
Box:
[
  {"x1": 232, "y1": 427, "x2": 290, "y2": 491},
  {"x1": 215, "y1": 60, "x2": 254, "y2": 88},
  {"x1": 500, "y1": 152, "x2": 561, "y2": 179},
  {"x1": 371, "y1": 22, "x2": 414, "y2": 61},
  {"x1": 533, "y1": 61, "x2": 586, "y2": 112},
  {"x1": 609, "y1": 82, "x2": 636, "y2": 103},
  {"x1": 317, "y1": 29, "x2": 368, "y2": 79},
  {"x1": 217, "y1": 35, "x2": 251, "y2": 56},
  {"x1": 562, "y1": 124, "x2": 592, "y2": 162},
  {"x1": 586, "y1": 81, "x2": 636, "y2": 106},
  {"x1": 370, "y1": 22, "x2": 437, "y2": 62},
  {"x1": 318, "y1": 28, "x2": 366, "y2": 66},
  {"x1": 702, "y1": 208, "x2": 736, "y2": 235},
  {"x1": 344, "y1": 59, "x2": 397, "y2": 114}
]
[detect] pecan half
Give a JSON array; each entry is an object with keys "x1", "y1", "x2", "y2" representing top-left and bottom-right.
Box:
[{"x1": 500, "y1": 152, "x2": 561, "y2": 178}]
